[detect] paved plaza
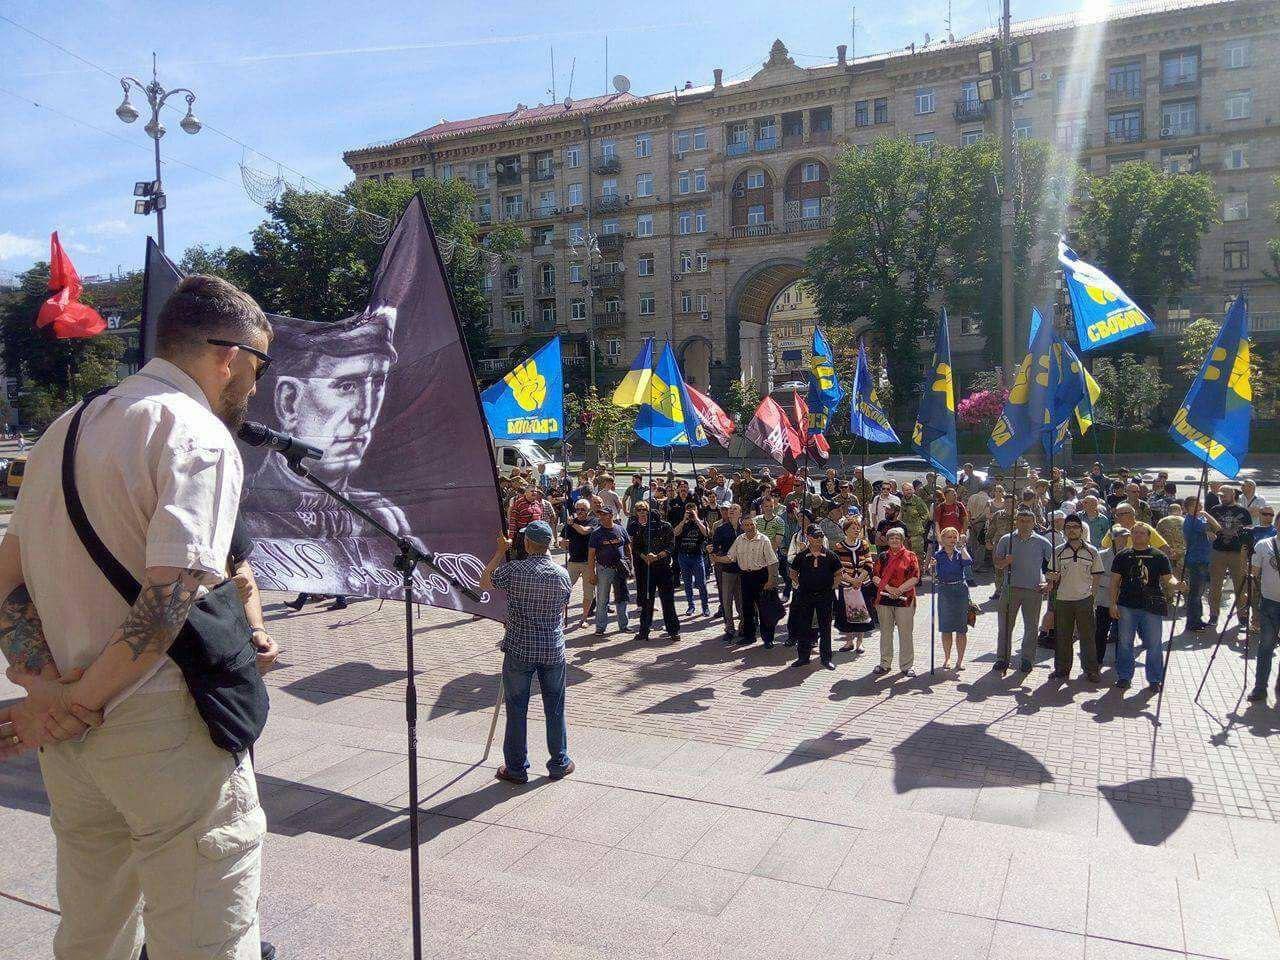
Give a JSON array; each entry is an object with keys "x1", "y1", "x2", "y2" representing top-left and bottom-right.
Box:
[{"x1": 4, "y1": 570, "x2": 1280, "y2": 959}]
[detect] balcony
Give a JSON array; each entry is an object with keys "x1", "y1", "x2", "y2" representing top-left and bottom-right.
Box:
[
  {"x1": 474, "y1": 209, "x2": 493, "y2": 225},
  {"x1": 500, "y1": 208, "x2": 527, "y2": 223},
  {"x1": 591, "y1": 267, "x2": 625, "y2": 289},
  {"x1": 530, "y1": 166, "x2": 555, "y2": 183},
  {"x1": 476, "y1": 358, "x2": 507, "y2": 376},
  {"x1": 1159, "y1": 123, "x2": 1197, "y2": 140},
  {"x1": 809, "y1": 128, "x2": 833, "y2": 145},
  {"x1": 730, "y1": 222, "x2": 778, "y2": 239},
  {"x1": 1105, "y1": 125, "x2": 1145, "y2": 145},
  {"x1": 533, "y1": 315, "x2": 557, "y2": 333},
  {"x1": 782, "y1": 132, "x2": 805, "y2": 149},
  {"x1": 502, "y1": 284, "x2": 524, "y2": 298},
  {"x1": 592, "y1": 155, "x2": 621, "y2": 175},
  {"x1": 537, "y1": 282, "x2": 556, "y2": 296},
  {"x1": 596, "y1": 233, "x2": 626, "y2": 253},
  {"x1": 594, "y1": 310, "x2": 626, "y2": 329},
  {"x1": 496, "y1": 168, "x2": 523, "y2": 187},
  {"x1": 954, "y1": 99, "x2": 989, "y2": 122},
  {"x1": 783, "y1": 216, "x2": 831, "y2": 234},
  {"x1": 726, "y1": 140, "x2": 750, "y2": 158},
  {"x1": 1106, "y1": 84, "x2": 1143, "y2": 104},
  {"x1": 1157, "y1": 312, "x2": 1280, "y2": 338},
  {"x1": 1161, "y1": 73, "x2": 1199, "y2": 93},
  {"x1": 595, "y1": 194, "x2": 625, "y2": 214},
  {"x1": 754, "y1": 136, "x2": 780, "y2": 152}
]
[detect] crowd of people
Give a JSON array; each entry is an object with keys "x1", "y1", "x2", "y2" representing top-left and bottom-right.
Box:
[{"x1": 497, "y1": 458, "x2": 1279, "y2": 700}]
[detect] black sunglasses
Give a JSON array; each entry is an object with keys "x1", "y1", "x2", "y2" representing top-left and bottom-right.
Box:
[{"x1": 207, "y1": 338, "x2": 272, "y2": 381}]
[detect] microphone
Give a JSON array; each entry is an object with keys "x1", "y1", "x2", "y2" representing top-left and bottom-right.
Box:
[{"x1": 237, "y1": 421, "x2": 324, "y2": 463}]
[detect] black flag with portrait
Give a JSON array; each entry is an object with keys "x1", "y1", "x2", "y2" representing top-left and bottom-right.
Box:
[{"x1": 140, "y1": 195, "x2": 506, "y2": 620}]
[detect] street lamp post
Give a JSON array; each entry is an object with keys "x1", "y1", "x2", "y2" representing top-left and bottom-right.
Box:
[
  {"x1": 570, "y1": 229, "x2": 619, "y2": 392},
  {"x1": 114, "y1": 54, "x2": 202, "y2": 253}
]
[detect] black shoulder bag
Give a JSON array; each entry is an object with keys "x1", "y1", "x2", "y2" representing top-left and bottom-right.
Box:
[{"x1": 61, "y1": 391, "x2": 269, "y2": 754}]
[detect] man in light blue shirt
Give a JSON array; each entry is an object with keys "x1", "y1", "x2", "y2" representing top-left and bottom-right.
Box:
[
  {"x1": 1181, "y1": 496, "x2": 1219, "y2": 631},
  {"x1": 993, "y1": 508, "x2": 1053, "y2": 673}
]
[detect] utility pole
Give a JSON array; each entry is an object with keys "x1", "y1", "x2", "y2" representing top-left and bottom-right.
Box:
[{"x1": 998, "y1": 0, "x2": 1017, "y2": 385}]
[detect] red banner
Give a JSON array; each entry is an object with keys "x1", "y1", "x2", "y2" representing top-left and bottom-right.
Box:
[
  {"x1": 36, "y1": 232, "x2": 106, "y2": 339},
  {"x1": 791, "y1": 394, "x2": 830, "y2": 461},
  {"x1": 746, "y1": 396, "x2": 802, "y2": 465},
  {"x1": 686, "y1": 384, "x2": 736, "y2": 448}
]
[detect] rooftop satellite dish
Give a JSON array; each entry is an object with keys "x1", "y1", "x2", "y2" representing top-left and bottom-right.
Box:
[
  {"x1": 564, "y1": 96, "x2": 573, "y2": 109},
  {"x1": 612, "y1": 74, "x2": 631, "y2": 94}
]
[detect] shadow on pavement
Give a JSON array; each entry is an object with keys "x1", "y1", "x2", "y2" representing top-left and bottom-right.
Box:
[
  {"x1": 1098, "y1": 776, "x2": 1194, "y2": 844},
  {"x1": 640, "y1": 686, "x2": 716, "y2": 715},
  {"x1": 280, "y1": 661, "x2": 410, "y2": 705},
  {"x1": 767, "y1": 731, "x2": 871, "y2": 775},
  {"x1": 891, "y1": 721, "x2": 1054, "y2": 793}
]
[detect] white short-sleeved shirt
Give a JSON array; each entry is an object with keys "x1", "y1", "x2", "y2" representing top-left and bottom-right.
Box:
[
  {"x1": 727, "y1": 533, "x2": 777, "y2": 572},
  {"x1": 1250, "y1": 536, "x2": 1280, "y2": 603},
  {"x1": 11, "y1": 358, "x2": 243, "y2": 712}
]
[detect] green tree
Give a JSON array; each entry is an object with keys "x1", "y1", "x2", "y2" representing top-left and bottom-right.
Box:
[
  {"x1": 719, "y1": 378, "x2": 762, "y2": 427},
  {"x1": 1089, "y1": 355, "x2": 1167, "y2": 430},
  {"x1": 1270, "y1": 171, "x2": 1280, "y2": 282},
  {"x1": 180, "y1": 177, "x2": 521, "y2": 359},
  {"x1": 0, "y1": 264, "x2": 125, "y2": 430},
  {"x1": 562, "y1": 388, "x2": 636, "y2": 467},
  {"x1": 1076, "y1": 162, "x2": 1219, "y2": 313}
]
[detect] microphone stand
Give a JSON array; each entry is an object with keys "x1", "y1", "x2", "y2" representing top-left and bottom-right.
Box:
[{"x1": 279, "y1": 449, "x2": 482, "y2": 960}]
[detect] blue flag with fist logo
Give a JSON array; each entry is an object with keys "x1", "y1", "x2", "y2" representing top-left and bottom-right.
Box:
[
  {"x1": 806, "y1": 326, "x2": 843, "y2": 435},
  {"x1": 988, "y1": 308, "x2": 1056, "y2": 470},
  {"x1": 481, "y1": 336, "x2": 564, "y2": 440},
  {"x1": 1058, "y1": 240, "x2": 1154, "y2": 351},
  {"x1": 849, "y1": 339, "x2": 900, "y2": 445},
  {"x1": 911, "y1": 309, "x2": 957, "y2": 483}
]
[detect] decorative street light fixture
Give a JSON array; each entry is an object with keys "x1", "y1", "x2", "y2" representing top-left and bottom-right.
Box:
[
  {"x1": 569, "y1": 228, "x2": 623, "y2": 392},
  {"x1": 115, "y1": 54, "x2": 201, "y2": 253}
]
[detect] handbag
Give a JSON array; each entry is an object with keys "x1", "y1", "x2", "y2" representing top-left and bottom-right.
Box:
[
  {"x1": 843, "y1": 584, "x2": 870, "y2": 623},
  {"x1": 967, "y1": 602, "x2": 979, "y2": 628},
  {"x1": 61, "y1": 391, "x2": 269, "y2": 755}
]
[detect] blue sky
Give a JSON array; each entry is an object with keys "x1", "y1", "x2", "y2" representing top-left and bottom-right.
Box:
[{"x1": 1, "y1": 0, "x2": 1082, "y2": 280}]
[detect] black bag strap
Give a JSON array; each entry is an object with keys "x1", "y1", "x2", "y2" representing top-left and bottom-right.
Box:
[{"x1": 60, "y1": 388, "x2": 143, "y2": 605}]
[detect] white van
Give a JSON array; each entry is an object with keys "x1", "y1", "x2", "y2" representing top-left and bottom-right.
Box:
[{"x1": 493, "y1": 439, "x2": 563, "y2": 481}]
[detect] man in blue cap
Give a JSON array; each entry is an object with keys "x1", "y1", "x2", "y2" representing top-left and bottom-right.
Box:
[{"x1": 479, "y1": 518, "x2": 574, "y2": 783}]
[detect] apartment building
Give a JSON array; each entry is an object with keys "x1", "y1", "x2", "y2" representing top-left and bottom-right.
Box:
[{"x1": 343, "y1": 0, "x2": 1279, "y2": 394}]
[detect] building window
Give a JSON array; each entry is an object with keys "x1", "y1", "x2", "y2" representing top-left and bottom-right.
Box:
[
  {"x1": 605, "y1": 338, "x2": 622, "y2": 358},
  {"x1": 1161, "y1": 100, "x2": 1197, "y2": 136},
  {"x1": 571, "y1": 299, "x2": 586, "y2": 321},
  {"x1": 679, "y1": 250, "x2": 693, "y2": 273},
  {"x1": 538, "y1": 191, "x2": 556, "y2": 215},
  {"x1": 567, "y1": 182, "x2": 583, "y2": 206},
  {"x1": 696, "y1": 250, "x2": 708, "y2": 272},
  {"x1": 534, "y1": 154, "x2": 554, "y2": 179},
  {"x1": 473, "y1": 162, "x2": 489, "y2": 188},
  {"x1": 681, "y1": 291, "x2": 693, "y2": 313},
  {"x1": 1225, "y1": 40, "x2": 1250, "y2": 69},
  {"x1": 674, "y1": 129, "x2": 691, "y2": 154},
  {"x1": 532, "y1": 224, "x2": 554, "y2": 247},
  {"x1": 569, "y1": 262, "x2": 582, "y2": 283},
  {"x1": 874, "y1": 98, "x2": 889, "y2": 123},
  {"x1": 693, "y1": 168, "x2": 707, "y2": 192},
  {"x1": 747, "y1": 204, "x2": 767, "y2": 226},
  {"x1": 745, "y1": 169, "x2": 766, "y2": 190},
  {"x1": 637, "y1": 255, "x2": 654, "y2": 276},
  {"x1": 801, "y1": 197, "x2": 822, "y2": 219},
  {"x1": 915, "y1": 132, "x2": 936, "y2": 154},
  {"x1": 1225, "y1": 90, "x2": 1252, "y2": 120},
  {"x1": 915, "y1": 88, "x2": 936, "y2": 115},
  {"x1": 477, "y1": 198, "x2": 492, "y2": 221},
  {"x1": 1161, "y1": 148, "x2": 1197, "y2": 174},
  {"x1": 801, "y1": 162, "x2": 821, "y2": 183},
  {"x1": 1014, "y1": 119, "x2": 1033, "y2": 140},
  {"x1": 482, "y1": 273, "x2": 493, "y2": 293},
  {"x1": 1161, "y1": 49, "x2": 1199, "y2": 88},
  {"x1": 1224, "y1": 194, "x2": 1249, "y2": 221},
  {"x1": 678, "y1": 211, "x2": 693, "y2": 235},
  {"x1": 635, "y1": 214, "x2": 654, "y2": 237},
  {"x1": 678, "y1": 170, "x2": 691, "y2": 194},
  {"x1": 1223, "y1": 144, "x2": 1247, "y2": 170},
  {"x1": 639, "y1": 295, "x2": 655, "y2": 316},
  {"x1": 635, "y1": 133, "x2": 652, "y2": 158},
  {"x1": 439, "y1": 163, "x2": 453, "y2": 181},
  {"x1": 1107, "y1": 61, "x2": 1143, "y2": 100},
  {"x1": 565, "y1": 145, "x2": 582, "y2": 168},
  {"x1": 695, "y1": 210, "x2": 707, "y2": 233},
  {"x1": 411, "y1": 167, "x2": 425, "y2": 180},
  {"x1": 601, "y1": 178, "x2": 619, "y2": 198},
  {"x1": 1224, "y1": 241, "x2": 1249, "y2": 271},
  {"x1": 697, "y1": 293, "x2": 708, "y2": 313},
  {"x1": 507, "y1": 304, "x2": 525, "y2": 327},
  {"x1": 542, "y1": 301, "x2": 556, "y2": 324},
  {"x1": 601, "y1": 218, "x2": 620, "y2": 235},
  {"x1": 693, "y1": 127, "x2": 707, "y2": 149},
  {"x1": 635, "y1": 172, "x2": 654, "y2": 198},
  {"x1": 961, "y1": 129, "x2": 984, "y2": 146},
  {"x1": 959, "y1": 315, "x2": 981, "y2": 336},
  {"x1": 503, "y1": 194, "x2": 523, "y2": 217},
  {"x1": 600, "y1": 139, "x2": 616, "y2": 158},
  {"x1": 539, "y1": 262, "x2": 555, "y2": 288},
  {"x1": 854, "y1": 100, "x2": 869, "y2": 127},
  {"x1": 569, "y1": 225, "x2": 585, "y2": 244},
  {"x1": 1167, "y1": 300, "x2": 1191, "y2": 322}
]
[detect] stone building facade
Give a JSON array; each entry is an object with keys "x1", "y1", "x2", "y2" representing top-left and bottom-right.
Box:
[{"x1": 343, "y1": 0, "x2": 1279, "y2": 395}]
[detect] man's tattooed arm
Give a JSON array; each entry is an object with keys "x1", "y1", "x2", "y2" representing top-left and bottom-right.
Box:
[{"x1": 0, "y1": 584, "x2": 53, "y2": 675}]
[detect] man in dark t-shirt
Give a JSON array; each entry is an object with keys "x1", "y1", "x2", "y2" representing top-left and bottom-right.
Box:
[
  {"x1": 1208, "y1": 485, "x2": 1254, "y2": 628},
  {"x1": 1109, "y1": 524, "x2": 1177, "y2": 691},
  {"x1": 788, "y1": 526, "x2": 844, "y2": 670},
  {"x1": 711, "y1": 504, "x2": 743, "y2": 640},
  {"x1": 558, "y1": 499, "x2": 597, "y2": 627}
]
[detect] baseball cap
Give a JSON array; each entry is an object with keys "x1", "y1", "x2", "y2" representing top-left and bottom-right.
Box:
[{"x1": 522, "y1": 520, "x2": 554, "y2": 545}]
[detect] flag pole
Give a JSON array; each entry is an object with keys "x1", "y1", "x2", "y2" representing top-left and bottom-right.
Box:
[
  {"x1": 930, "y1": 471, "x2": 937, "y2": 675},
  {"x1": 997, "y1": 458, "x2": 1021, "y2": 673}
]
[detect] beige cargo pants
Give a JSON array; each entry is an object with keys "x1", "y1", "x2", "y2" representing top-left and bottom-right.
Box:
[{"x1": 37, "y1": 690, "x2": 264, "y2": 960}]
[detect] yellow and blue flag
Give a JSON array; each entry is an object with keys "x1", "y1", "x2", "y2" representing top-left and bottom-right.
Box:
[
  {"x1": 989, "y1": 307, "x2": 1055, "y2": 469},
  {"x1": 481, "y1": 336, "x2": 564, "y2": 440},
  {"x1": 849, "y1": 339, "x2": 900, "y2": 444},
  {"x1": 635, "y1": 341, "x2": 708, "y2": 448},
  {"x1": 1071, "y1": 346, "x2": 1101, "y2": 436},
  {"x1": 1170, "y1": 294, "x2": 1252, "y2": 478},
  {"x1": 806, "y1": 326, "x2": 843, "y2": 435},
  {"x1": 911, "y1": 310, "x2": 957, "y2": 483},
  {"x1": 1059, "y1": 239, "x2": 1154, "y2": 351},
  {"x1": 612, "y1": 336, "x2": 654, "y2": 407}
]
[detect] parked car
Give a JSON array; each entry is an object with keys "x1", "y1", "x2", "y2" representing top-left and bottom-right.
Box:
[
  {"x1": 492, "y1": 439, "x2": 562, "y2": 482},
  {"x1": 806, "y1": 457, "x2": 987, "y2": 496},
  {"x1": 3, "y1": 456, "x2": 26, "y2": 498}
]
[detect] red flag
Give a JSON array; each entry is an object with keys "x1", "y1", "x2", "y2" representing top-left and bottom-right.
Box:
[
  {"x1": 790, "y1": 393, "x2": 831, "y2": 462},
  {"x1": 36, "y1": 232, "x2": 106, "y2": 339},
  {"x1": 686, "y1": 384, "x2": 736, "y2": 448},
  {"x1": 745, "y1": 396, "x2": 802, "y2": 466}
]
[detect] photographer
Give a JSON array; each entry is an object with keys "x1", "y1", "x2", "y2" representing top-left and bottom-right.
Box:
[{"x1": 673, "y1": 501, "x2": 711, "y2": 617}]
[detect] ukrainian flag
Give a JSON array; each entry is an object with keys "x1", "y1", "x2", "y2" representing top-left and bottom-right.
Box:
[
  {"x1": 480, "y1": 336, "x2": 564, "y2": 440},
  {"x1": 911, "y1": 310, "x2": 957, "y2": 483},
  {"x1": 1169, "y1": 294, "x2": 1252, "y2": 478},
  {"x1": 1074, "y1": 353, "x2": 1101, "y2": 436},
  {"x1": 612, "y1": 336, "x2": 654, "y2": 407},
  {"x1": 635, "y1": 341, "x2": 708, "y2": 448},
  {"x1": 989, "y1": 307, "x2": 1055, "y2": 469},
  {"x1": 806, "y1": 326, "x2": 843, "y2": 435},
  {"x1": 849, "y1": 339, "x2": 900, "y2": 444}
]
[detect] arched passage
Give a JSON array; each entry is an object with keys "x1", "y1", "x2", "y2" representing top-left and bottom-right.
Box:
[
  {"x1": 725, "y1": 258, "x2": 807, "y2": 391},
  {"x1": 678, "y1": 335, "x2": 712, "y2": 391}
]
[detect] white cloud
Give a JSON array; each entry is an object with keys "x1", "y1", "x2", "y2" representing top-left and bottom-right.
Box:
[
  {"x1": 84, "y1": 219, "x2": 131, "y2": 238},
  {"x1": 0, "y1": 233, "x2": 44, "y2": 262}
]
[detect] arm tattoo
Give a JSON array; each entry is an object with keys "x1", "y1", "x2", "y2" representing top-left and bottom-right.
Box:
[
  {"x1": 110, "y1": 571, "x2": 202, "y2": 662},
  {"x1": 0, "y1": 585, "x2": 52, "y2": 674}
]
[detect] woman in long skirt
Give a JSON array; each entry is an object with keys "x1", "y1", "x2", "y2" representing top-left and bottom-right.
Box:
[
  {"x1": 831, "y1": 515, "x2": 877, "y2": 654},
  {"x1": 932, "y1": 526, "x2": 974, "y2": 671}
]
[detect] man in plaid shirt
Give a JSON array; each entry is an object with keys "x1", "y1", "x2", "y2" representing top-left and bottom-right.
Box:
[{"x1": 480, "y1": 520, "x2": 574, "y2": 784}]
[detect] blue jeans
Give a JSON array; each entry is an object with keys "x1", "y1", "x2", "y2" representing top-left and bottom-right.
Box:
[
  {"x1": 594, "y1": 566, "x2": 628, "y2": 632},
  {"x1": 677, "y1": 553, "x2": 709, "y2": 609},
  {"x1": 502, "y1": 653, "x2": 570, "y2": 777},
  {"x1": 1252, "y1": 598, "x2": 1280, "y2": 696},
  {"x1": 1116, "y1": 607, "x2": 1165, "y2": 684},
  {"x1": 1185, "y1": 561, "x2": 1209, "y2": 625}
]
